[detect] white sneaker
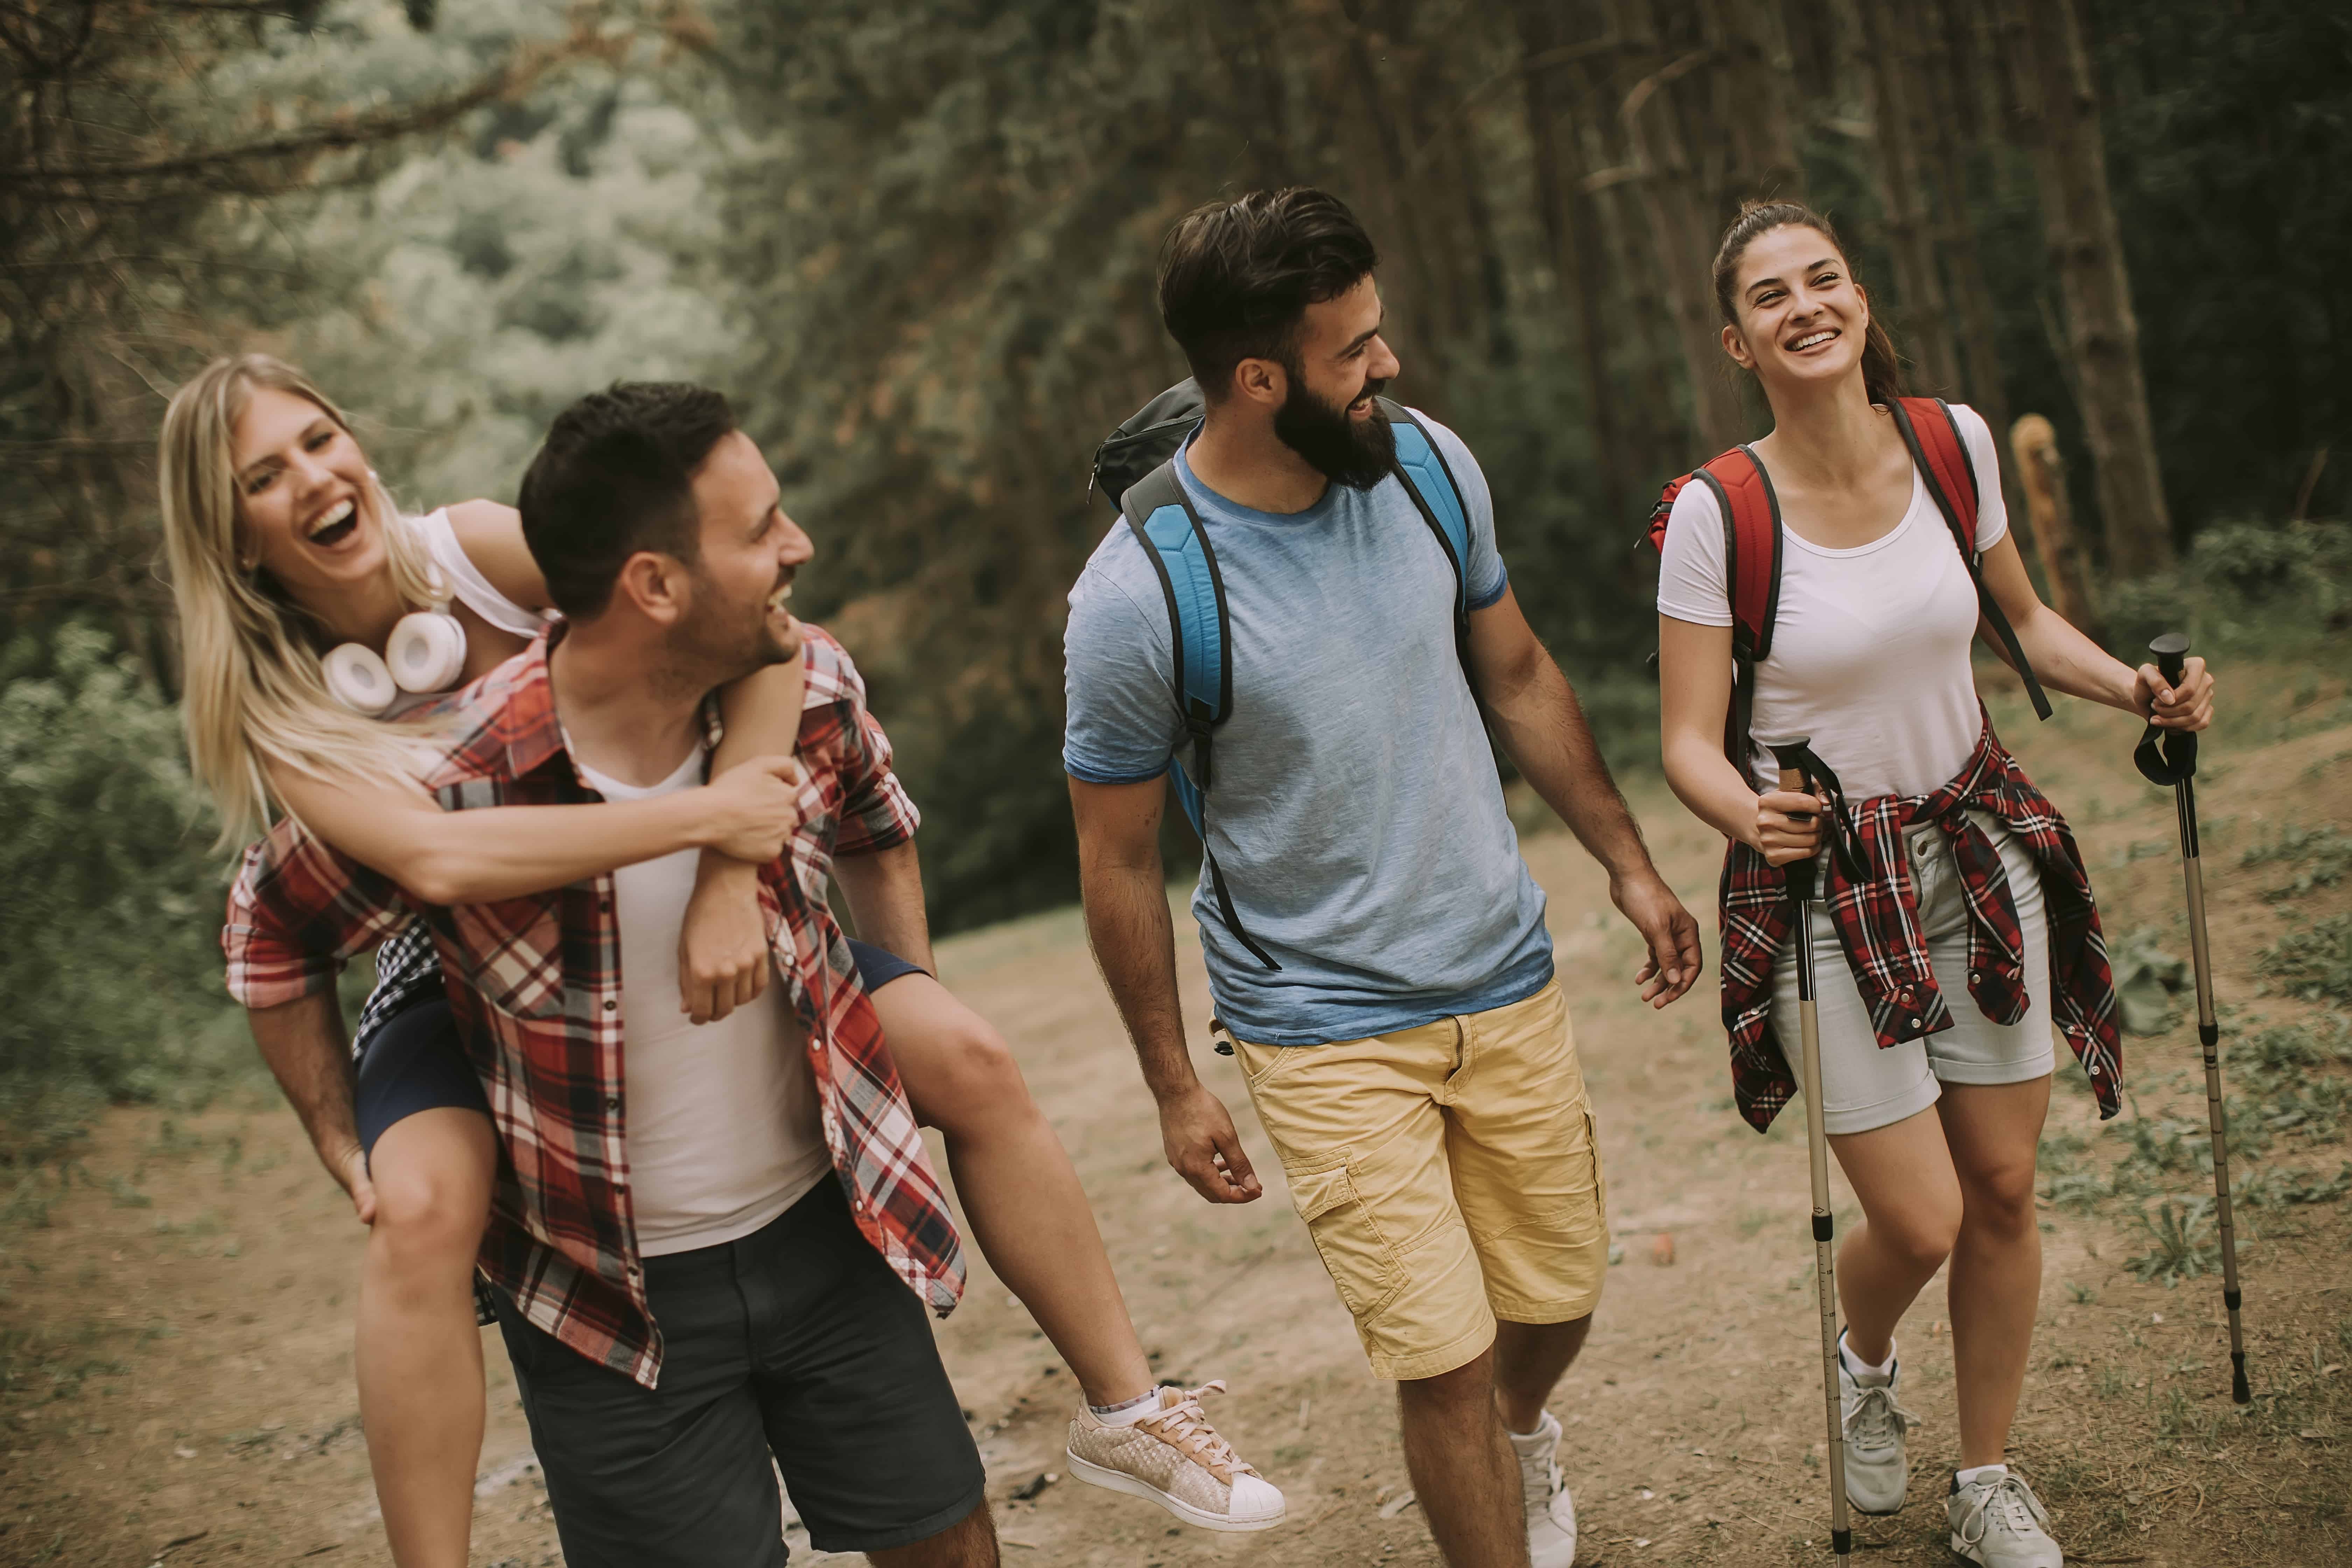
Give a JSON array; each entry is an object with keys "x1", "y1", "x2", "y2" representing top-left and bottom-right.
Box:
[
  {"x1": 1506, "y1": 1410, "x2": 1577, "y2": 1568},
  {"x1": 1838, "y1": 1346, "x2": 1918, "y2": 1514},
  {"x1": 1948, "y1": 1469, "x2": 2064, "y2": 1568},
  {"x1": 1064, "y1": 1381, "x2": 1285, "y2": 1532}
]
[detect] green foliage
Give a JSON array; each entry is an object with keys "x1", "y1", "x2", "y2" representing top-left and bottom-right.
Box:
[
  {"x1": 2094, "y1": 0, "x2": 2352, "y2": 527},
  {"x1": 0, "y1": 631, "x2": 246, "y2": 1146},
  {"x1": 2108, "y1": 927, "x2": 2189, "y2": 1035},
  {"x1": 2258, "y1": 916, "x2": 2352, "y2": 1004},
  {"x1": 2126, "y1": 1195, "x2": 2221, "y2": 1285},
  {"x1": 2240, "y1": 823, "x2": 2352, "y2": 902},
  {"x1": 2103, "y1": 521, "x2": 2352, "y2": 661}
]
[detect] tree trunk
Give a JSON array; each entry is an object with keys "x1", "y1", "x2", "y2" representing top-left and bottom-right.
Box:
[
  {"x1": 1917, "y1": 0, "x2": 2020, "y2": 502},
  {"x1": 2010, "y1": 414, "x2": 2106, "y2": 645},
  {"x1": 1849, "y1": 0, "x2": 1962, "y2": 398},
  {"x1": 1998, "y1": 0, "x2": 2174, "y2": 575},
  {"x1": 1514, "y1": 0, "x2": 1632, "y2": 524}
]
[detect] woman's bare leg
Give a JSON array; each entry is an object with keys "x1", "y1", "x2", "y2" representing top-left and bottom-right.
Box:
[
  {"x1": 871, "y1": 974, "x2": 1154, "y2": 1407},
  {"x1": 354, "y1": 1107, "x2": 497, "y2": 1568},
  {"x1": 1826, "y1": 1106, "x2": 1965, "y2": 1365},
  {"x1": 1936, "y1": 1077, "x2": 2052, "y2": 1467}
]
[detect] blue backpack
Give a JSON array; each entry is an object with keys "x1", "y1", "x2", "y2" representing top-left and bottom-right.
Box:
[{"x1": 1089, "y1": 378, "x2": 1477, "y2": 971}]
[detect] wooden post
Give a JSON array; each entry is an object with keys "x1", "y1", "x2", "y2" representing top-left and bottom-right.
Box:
[{"x1": 2010, "y1": 414, "x2": 2107, "y2": 648}]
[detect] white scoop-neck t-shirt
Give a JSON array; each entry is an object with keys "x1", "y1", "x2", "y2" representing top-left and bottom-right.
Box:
[
  {"x1": 1655, "y1": 403, "x2": 2008, "y2": 803},
  {"x1": 574, "y1": 743, "x2": 831, "y2": 1256}
]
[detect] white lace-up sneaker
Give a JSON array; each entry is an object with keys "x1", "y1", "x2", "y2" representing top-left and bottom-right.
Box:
[
  {"x1": 1839, "y1": 1345, "x2": 1919, "y2": 1514},
  {"x1": 1506, "y1": 1409, "x2": 1577, "y2": 1567},
  {"x1": 1948, "y1": 1469, "x2": 2064, "y2": 1567},
  {"x1": 1064, "y1": 1380, "x2": 1285, "y2": 1532}
]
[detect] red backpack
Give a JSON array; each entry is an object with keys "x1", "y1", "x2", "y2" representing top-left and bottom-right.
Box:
[{"x1": 1643, "y1": 396, "x2": 2051, "y2": 771}]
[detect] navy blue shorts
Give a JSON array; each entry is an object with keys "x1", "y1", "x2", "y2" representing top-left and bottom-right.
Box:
[
  {"x1": 492, "y1": 1180, "x2": 986, "y2": 1562},
  {"x1": 355, "y1": 993, "x2": 489, "y2": 1163},
  {"x1": 848, "y1": 938, "x2": 929, "y2": 994}
]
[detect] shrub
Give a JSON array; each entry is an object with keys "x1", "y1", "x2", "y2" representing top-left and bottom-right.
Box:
[
  {"x1": 2103, "y1": 519, "x2": 2352, "y2": 658},
  {"x1": 0, "y1": 630, "x2": 246, "y2": 1150}
]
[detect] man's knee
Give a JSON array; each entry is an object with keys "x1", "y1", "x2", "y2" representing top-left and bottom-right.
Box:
[
  {"x1": 869, "y1": 1498, "x2": 997, "y2": 1568},
  {"x1": 1398, "y1": 1349, "x2": 1497, "y2": 1412}
]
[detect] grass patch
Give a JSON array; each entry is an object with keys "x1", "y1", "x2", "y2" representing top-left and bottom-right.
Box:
[
  {"x1": 2258, "y1": 916, "x2": 2352, "y2": 1004},
  {"x1": 2127, "y1": 1197, "x2": 2224, "y2": 1285},
  {"x1": 2240, "y1": 823, "x2": 2352, "y2": 901}
]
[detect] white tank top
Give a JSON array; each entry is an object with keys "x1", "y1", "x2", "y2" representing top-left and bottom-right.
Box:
[
  {"x1": 1654, "y1": 403, "x2": 2010, "y2": 802},
  {"x1": 412, "y1": 507, "x2": 553, "y2": 639},
  {"x1": 367, "y1": 510, "x2": 553, "y2": 720}
]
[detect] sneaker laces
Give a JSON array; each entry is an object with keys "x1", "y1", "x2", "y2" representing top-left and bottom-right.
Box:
[
  {"x1": 1133, "y1": 1380, "x2": 1258, "y2": 1482},
  {"x1": 1525, "y1": 1455, "x2": 1565, "y2": 1523},
  {"x1": 1842, "y1": 1382, "x2": 1920, "y2": 1451},
  {"x1": 1955, "y1": 1474, "x2": 2054, "y2": 1549}
]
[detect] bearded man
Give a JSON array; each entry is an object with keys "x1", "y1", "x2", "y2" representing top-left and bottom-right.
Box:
[{"x1": 1060, "y1": 189, "x2": 1703, "y2": 1568}]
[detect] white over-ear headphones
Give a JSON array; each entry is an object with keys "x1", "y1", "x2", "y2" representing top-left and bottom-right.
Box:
[{"x1": 323, "y1": 568, "x2": 469, "y2": 716}]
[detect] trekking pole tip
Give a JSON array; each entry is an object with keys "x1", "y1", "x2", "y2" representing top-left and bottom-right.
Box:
[{"x1": 2232, "y1": 1356, "x2": 2251, "y2": 1404}]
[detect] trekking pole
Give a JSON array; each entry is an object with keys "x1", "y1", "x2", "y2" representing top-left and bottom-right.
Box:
[
  {"x1": 2134, "y1": 631, "x2": 2251, "y2": 1404},
  {"x1": 1765, "y1": 736, "x2": 1851, "y2": 1558}
]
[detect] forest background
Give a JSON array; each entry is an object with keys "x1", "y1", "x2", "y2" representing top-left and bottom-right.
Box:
[{"x1": 3, "y1": 0, "x2": 2348, "y2": 1139}]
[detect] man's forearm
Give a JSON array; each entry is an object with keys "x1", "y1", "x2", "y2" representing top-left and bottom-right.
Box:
[
  {"x1": 834, "y1": 839, "x2": 936, "y2": 972},
  {"x1": 1078, "y1": 856, "x2": 1197, "y2": 1101},
  {"x1": 246, "y1": 990, "x2": 362, "y2": 1178},
  {"x1": 1492, "y1": 653, "x2": 1654, "y2": 881}
]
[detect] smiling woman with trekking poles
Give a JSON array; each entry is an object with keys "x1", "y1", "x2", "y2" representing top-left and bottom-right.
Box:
[{"x1": 1649, "y1": 202, "x2": 2214, "y2": 1568}]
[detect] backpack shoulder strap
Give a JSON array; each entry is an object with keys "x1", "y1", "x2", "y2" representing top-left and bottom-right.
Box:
[
  {"x1": 1694, "y1": 445, "x2": 1784, "y2": 664},
  {"x1": 1890, "y1": 397, "x2": 2053, "y2": 720},
  {"x1": 1117, "y1": 461, "x2": 1279, "y2": 971},
  {"x1": 1893, "y1": 396, "x2": 1980, "y2": 551},
  {"x1": 1119, "y1": 462, "x2": 1228, "y2": 756},
  {"x1": 1379, "y1": 399, "x2": 1472, "y2": 628},
  {"x1": 1648, "y1": 446, "x2": 1782, "y2": 777}
]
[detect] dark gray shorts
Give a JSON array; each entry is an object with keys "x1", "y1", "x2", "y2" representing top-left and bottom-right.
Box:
[{"x1": 491, "y1": 1181, "x2": 985, "y2": 1564}]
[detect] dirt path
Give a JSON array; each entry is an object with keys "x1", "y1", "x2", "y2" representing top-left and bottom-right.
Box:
[{"x1": 4, "y1": 667, "x2": 2346, "y2": 1566}]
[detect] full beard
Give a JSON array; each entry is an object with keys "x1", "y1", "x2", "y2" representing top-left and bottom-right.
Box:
[
  {"x1": 657, "y1": 578, "x2": 799, "y2": 700},
  {"x1": 1273, "y1": 372, "x2": 1396, "y2": 492}
]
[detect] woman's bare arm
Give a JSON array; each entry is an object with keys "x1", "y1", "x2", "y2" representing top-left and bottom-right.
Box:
[
  {"x1": 1657, "y1": 614, "x2": 1822, "y2": 867},
  {"x1": 676, "y1": 652, "x2": 809, "y2": 1022},
  {"x1": 1975, "y1": 535, "x2": 2213, "y2": 729},
  {"x1": 444, "y1": 499, "x2": 550, "y2": 609},
  {"x1": 267, "y1": 756, "x2": 802, "y2": 907}
]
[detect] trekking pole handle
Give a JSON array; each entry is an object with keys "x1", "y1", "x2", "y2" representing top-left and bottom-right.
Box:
[
  {"x1": 1765, "y1": 737, "x2": 1820, "y2": 903},
  {"x1": 2150, "y1": 630, "x2": 2191, "y2": 689}
]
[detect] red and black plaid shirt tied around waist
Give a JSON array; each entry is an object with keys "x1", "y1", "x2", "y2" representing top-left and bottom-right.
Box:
[
  {"x1": 1716, "y1": 718, "x2": 2122, "y2": 1133},
  {"x1": 223, "y1": 627, "x2": 965, "y2": 1388}
]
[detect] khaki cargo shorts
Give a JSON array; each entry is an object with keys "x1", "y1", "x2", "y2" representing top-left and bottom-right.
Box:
[{"x1": 1230, "y1": 979, "x2": 1608, "y2": 1381}]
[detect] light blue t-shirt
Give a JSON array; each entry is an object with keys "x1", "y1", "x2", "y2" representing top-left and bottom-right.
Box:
[{"x1": 1061, "y1": 414, "x2": 1554, "y2": 1046}]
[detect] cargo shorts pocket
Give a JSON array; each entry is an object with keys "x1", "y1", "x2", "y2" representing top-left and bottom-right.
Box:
[{"x1": 1286, "y1": 1160, "x2": 1405, "y2": 1320}]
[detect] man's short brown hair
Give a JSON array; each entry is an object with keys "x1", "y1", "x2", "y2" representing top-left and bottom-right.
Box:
[{"x1": 1156, "y1": 188, "x2": 1379, "y2": 399}]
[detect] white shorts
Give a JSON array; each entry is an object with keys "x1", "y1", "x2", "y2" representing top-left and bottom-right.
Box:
[{"x1": 1771, "y1": 810, "x2": 2057, "y2": 1136}]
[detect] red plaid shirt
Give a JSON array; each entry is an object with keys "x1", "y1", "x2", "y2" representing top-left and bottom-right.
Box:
[
  {"x1": 1715, "y1": 717, "x2": 2122, "y2": 1133},
  {"x1": 224, "y1": 626, "x2": 965, "y2": 1387}
]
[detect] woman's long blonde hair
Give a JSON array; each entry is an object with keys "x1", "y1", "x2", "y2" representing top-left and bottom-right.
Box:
[{"x1": 161, "y1": 354, "x2": 442, "y2": 847}]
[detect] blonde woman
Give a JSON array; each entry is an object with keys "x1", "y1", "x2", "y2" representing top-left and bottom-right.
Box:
[{"x1": 163, "y1": 357, "x2": 1275, "y2": 1567}]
